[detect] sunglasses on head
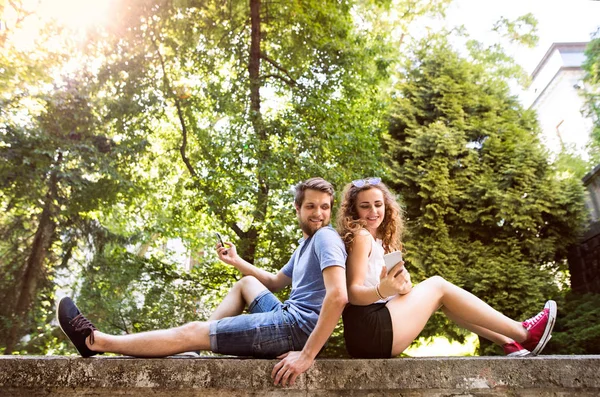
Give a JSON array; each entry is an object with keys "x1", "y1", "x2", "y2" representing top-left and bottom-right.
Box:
[{"x1": 351, "y1": 177, "x2": 381, "y2": 188}]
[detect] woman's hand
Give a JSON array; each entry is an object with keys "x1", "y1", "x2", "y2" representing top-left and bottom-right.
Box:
[
  {"x1": 378, "y1": 262, "x2": 412, "y2": 297},
  {"x1": 216, "y1": 240, "x2": 240, "y2": 266}
]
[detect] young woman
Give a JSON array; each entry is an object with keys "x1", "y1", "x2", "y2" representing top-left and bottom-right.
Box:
[{"x1": 337, "y1": 177, "x2": 556, "y2": 359}]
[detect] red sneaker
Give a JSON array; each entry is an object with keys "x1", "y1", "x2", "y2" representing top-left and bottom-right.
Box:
[
  {"x1": 521, "y1": 300, "x2": 557, "y2": 355},
  {"x1": 502, "y1": 341, "x2": 530, "y2": 357}
]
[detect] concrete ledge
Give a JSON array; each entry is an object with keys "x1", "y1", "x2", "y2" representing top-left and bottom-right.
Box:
[{"x1": 1, "y1": 355, "x2": 599, "y2": 396}]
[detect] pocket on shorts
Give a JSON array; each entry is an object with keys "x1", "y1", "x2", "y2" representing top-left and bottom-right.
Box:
[{"x1": 252, "y1": 325, "x2": 294, "y2": 358}]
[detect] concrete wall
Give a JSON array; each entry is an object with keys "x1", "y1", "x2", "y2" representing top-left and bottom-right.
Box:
[{"x1": 1, "y1": 355, "x2": 599, "y2": 396}]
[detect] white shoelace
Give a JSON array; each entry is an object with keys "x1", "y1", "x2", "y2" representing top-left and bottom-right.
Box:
[{"x1": 524, "y1": 310, "x2": 545, "y2": 328}]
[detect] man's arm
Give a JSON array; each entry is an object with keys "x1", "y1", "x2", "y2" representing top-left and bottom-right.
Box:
[
  {"x1": 217, "y1": 241, "x2": 291, "y2": 292},
  {"x1": 271, "y1": 265, "x2": 347, "y2": 386}
]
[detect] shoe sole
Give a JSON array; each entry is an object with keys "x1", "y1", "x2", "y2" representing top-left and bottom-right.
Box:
[
  {"x1": 56, "y1": 296, "x2": 70, "y2": 340},
  {"x1": 56, "y1": 297, "x2": 79, "y2": 354},
  {"x1": 531, "y1": 300, "x2": 557, "y2": 356},
  {"x1": 506, "y1": 349, "x2": 531, "y2": 357}
]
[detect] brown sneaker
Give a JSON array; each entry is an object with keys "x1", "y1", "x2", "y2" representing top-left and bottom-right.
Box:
[{"x1": 57, "y1": 297, "x2": 102, "y2": 357}]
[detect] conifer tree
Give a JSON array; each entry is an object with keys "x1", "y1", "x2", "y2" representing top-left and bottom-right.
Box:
[
  {"x1": 583, "y1": 32, "x2": 600, "y2": 162},
  {"x1": 387, "y1": 34, "x2": 587, "y2": 353}
]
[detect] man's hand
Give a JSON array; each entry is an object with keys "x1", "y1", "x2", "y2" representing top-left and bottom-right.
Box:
[
  {"x1": 216, "y1": 241, "x2": 239, "y2": 266},
  {"x1": 271, "y1": 351, "x2": 314, "y2": 387}
]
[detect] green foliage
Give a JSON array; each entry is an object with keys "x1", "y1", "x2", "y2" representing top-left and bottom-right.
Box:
[
  {"x1": 544, "y1": 292, "x2": 600, "y2": 354},
  {"x1": 75, "y1": 246, "x2": 221, "y2": 336},
  {"x1": 492, "y1": 13, "x2": 539, "y2": 48},
  {"x1": 553, "y1": 150, "x2": 592, "y2": 180},
  {"x1": 583, "y1": 32, "x2": 600, "y2": 163},
  {"x1": 0, "y1": 17, "x2": 145, "y2": 351},
  {"x1": 386, "y1": 33, "x2": 588, "y2": 352},
  {"x1": 86, "y1": 0, "x2": 395, "y2": 266}
]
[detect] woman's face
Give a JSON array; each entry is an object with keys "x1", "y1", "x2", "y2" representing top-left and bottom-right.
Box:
[{"x1": 355, "y1": 188, "x2": 385, "y2": 235}]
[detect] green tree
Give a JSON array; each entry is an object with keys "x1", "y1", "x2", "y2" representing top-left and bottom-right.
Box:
[
  {"x1": 0, "y1": 76, "x2": 145, "y2": 354},
  {"x1": 584, "y1": 31, "x2": 600, "y2": 163},
  {"x1": 386, "y1": 33, "x2": 588, "y2": 354},
  {"x1": 75, "y1": 0, "x2": 450, "y2": 357},
  {"x1": 543, "y1": 292, "x2": 600, "y2": 355},
  {"x1": 1, "y1": 0, "x2": 451, "y2": 356},
  {"x1": 87, "y1": 0, "x2": 441, "y2": 267}
]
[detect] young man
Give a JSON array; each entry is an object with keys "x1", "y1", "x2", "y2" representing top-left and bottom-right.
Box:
[{"x1": 57, "y1": 177, "x2": 348, "y2": 387}]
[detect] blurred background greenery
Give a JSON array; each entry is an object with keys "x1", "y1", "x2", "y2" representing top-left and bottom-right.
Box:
[{"x1": 1, "y1": 0, "x2": 599, "y2": 357}]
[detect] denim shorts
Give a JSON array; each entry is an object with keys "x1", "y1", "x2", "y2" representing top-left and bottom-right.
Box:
[{"x1": 209, "y1": 290, "x2": 309, "y2": 358}]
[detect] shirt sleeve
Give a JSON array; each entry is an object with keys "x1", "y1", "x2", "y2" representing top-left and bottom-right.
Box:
[
  {"x1": 281, "y1": 250, "x2": 296, "y2": 278},
  {"x1": 313, "y1": 227, "x2": 347, "y2": 271}
]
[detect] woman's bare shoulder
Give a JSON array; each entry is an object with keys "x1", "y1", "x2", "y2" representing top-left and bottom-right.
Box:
[
  {"x1": 351, "y1": 229, "x2": 373, "y2": 250},
  {"x1": 356, "y1": 228, "x2": 371, "y2": 237}
]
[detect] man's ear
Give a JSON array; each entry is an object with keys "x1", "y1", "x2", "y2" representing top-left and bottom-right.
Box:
[{"x1": 294, "y1": 205, "x2": 300, "y2": 215}]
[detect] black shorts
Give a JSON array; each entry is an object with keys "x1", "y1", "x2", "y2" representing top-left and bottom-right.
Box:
[{"x1": 342, "y1": 303, "x2": 393, "y2": 358}]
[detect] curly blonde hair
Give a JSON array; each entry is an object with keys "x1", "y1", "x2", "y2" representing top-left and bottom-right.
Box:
[{"x1": 336, "y1": 180, "x2": 404, "y2": 254}]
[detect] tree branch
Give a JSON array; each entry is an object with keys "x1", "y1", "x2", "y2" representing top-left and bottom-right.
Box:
[
  {"x1": 260, "y1": 53, "x2": 298, "y2": 86},
  {"x1": 261, "y1": 73, "x2": 296, "y2": 87},
  {"x1": 230, "y1": 222, "x2": 245, "y2": 239},
  {"x1": 149, "y1": 27, "x2": 249, "y2": 244},
  {"x1": 149, "y1": 31, "x2": 199, "y2": 180}
]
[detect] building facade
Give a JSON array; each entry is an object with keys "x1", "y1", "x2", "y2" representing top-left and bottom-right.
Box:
[
  {"x1": 528, "y1": 42, "x2": 600, "y2": 294},
  {"x1": 524, "y1": 42, "x2": 593, "y2": 159}
]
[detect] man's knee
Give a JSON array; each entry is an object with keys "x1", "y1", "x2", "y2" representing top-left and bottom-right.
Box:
[
  {"x1": 236, "y1": 276, "x2": 269, "y2": 308},
  {"x1": 179, "y1": 321, "x2": 209, "y2": 341},
  {"x1": 231, "y1": 275, "x2": 258, "y2": 291},
  {"x1": 239, "y1": 275, "x2": 260, "y2": 286},
  {"x1": 237, "y1": 275, "x2": 267, "y2": 295}
]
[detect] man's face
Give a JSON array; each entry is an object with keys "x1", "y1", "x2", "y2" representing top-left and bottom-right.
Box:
[{"x1": 295, "y1": 189, "x2": 332, "y2": 238}]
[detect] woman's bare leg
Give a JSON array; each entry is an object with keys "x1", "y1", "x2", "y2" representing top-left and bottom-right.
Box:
[
  {"x1": 386, "y1": 276, "x2": 527, "y2": 356},
  {"x1": 442, "y1": 307, "x2": 512, "y2": 346}
]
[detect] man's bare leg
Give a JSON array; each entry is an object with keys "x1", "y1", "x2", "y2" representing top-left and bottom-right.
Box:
[
  {"x1": 58, "y1": 277, "x2": 270, "y2": 358},
  {"x1": 87, "y1": 321, "x2": 212, "y2": 357},
  {"x1": 209, "y1": 276, "x2": 269, "y2": 321}
]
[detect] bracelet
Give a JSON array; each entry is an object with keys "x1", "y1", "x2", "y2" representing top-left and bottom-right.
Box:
[{"x1": 375, "y1": 283, "x2": 385, "y2": 300}]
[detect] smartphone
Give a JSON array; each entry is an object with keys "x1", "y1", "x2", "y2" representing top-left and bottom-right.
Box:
[
  {"x1": 215, "y1": 232, "x2": 228, "y2": 255},
  {"x1": 383, "y1": 251, "x2": 403, "y2": 272}
]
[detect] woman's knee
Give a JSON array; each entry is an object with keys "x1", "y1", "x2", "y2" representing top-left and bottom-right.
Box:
[
  {"x1": 422, "y1": 275, "x2": 451, "y2": 294},
  {"x1": 426, "y1": 275, "x2": 446, "y2": 287}
]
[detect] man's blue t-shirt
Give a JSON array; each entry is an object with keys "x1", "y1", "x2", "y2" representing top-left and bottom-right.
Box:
[{"x1": 281, "y1": 225, "x2": 347, "y2": 336}]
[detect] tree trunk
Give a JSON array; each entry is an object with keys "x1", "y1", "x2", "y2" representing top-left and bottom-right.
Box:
[
  {"x1": 3, "y1": 157, "x2": 60, "y2": 354},
  {"x1": 247, "y1": 0, "x2": 269, "y2": 264}
]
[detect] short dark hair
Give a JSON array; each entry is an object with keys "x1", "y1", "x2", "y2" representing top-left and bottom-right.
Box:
[{"x1": 294, "y1": 177, "x2": 334, "y2": 208}]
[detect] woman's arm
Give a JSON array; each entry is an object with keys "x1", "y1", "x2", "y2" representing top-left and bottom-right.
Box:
[
  {"x1": 346, "y1": 232, "x2": 385, "y2": 305},
  {"x1": 346, "y1": 232, "x2": 412, "y2": 305}
]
